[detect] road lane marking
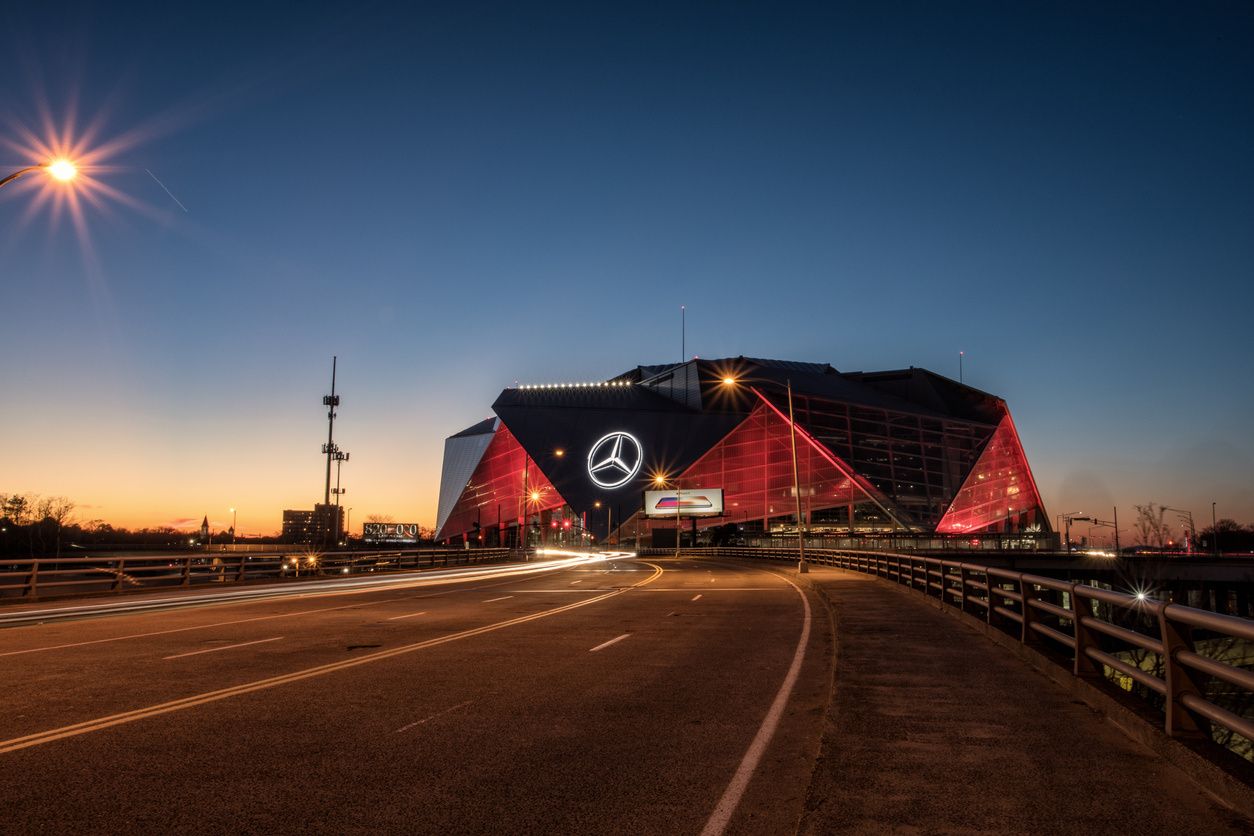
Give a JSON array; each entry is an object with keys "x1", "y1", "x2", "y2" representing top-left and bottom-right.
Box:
[
  {"x1": 691, "y1": 594, "x2": 703, "y2": 601},
  {"x1": 700, "y1": 572, "x2": 812, "y2": 836},
  {"x1": 396, "y1": 700, "x2": 473, "y2": 733},
  {"x1": 0, "y1": 600, "x2": 396, "y2": 659},
  {"x1": 164, "y1": 637, "x2": 284, "y2": 660},
  {"x1": 0, "y1": 562, "x2": 664, "y2": 755},
  {"x1": 482, "y1": 596, "x2": 514, "y2": 603},
  {"x1": 589, "y1": 633, "x2": 631, "y2": 652},
  {"x1": 386, "y1": 611, "x2": 428, "y2": 621},
  {"x1": 570, "y1": 580, "x2": 582, "y2": 585}
]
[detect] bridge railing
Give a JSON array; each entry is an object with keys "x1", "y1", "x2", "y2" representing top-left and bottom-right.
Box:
[
  {"x1": 0, "y1": 547, "x2": 518, "y2": 602},
  {"x1": 675, "y1": 546, "x2": 1254, "y2": 759}
]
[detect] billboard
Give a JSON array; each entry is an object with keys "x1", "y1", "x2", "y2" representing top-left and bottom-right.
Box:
[
  {"x1": 643, "y1": 488, "x2": 724, "y2": 517},
  {"x1": 363, "y1": 522, "x2": 421, "y2": 544}
]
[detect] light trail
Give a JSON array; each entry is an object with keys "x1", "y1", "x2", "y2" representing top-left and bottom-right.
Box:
[{"x1": 0, "y1": 552, "x2": 617, "y2": 628}]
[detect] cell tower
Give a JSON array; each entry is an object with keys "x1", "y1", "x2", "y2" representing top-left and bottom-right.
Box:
[{"x1": 321, "y1": 356, "x2": 349, "y2": 506}]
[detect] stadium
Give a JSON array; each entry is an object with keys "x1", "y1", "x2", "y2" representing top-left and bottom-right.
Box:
[{"x1": 435, "y1": 357, "x2": 1049, "y2": 548}]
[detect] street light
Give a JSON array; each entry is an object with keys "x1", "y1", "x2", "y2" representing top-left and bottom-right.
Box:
[
  {"x1": 229, "y1": 507, "x2": 237, "y2": 544},
  {"x1": 1212, "y1": 501, "x2": 1219, "y2": 556},
  {"x1": 651, "y1": 473, "x2": 685, "y2": 558},
  {"x1": 786, "y1": 379, "x2": 808, "y2": 574},
  {"x1": 1162, "y1": 506, "x2": 1195, "y2": 554},
  {"x1": 0, "y1": 159, "x2": 78, "y2": 190}
]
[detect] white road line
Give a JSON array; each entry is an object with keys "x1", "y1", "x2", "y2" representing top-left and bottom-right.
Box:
[
  {"x1": 395, "y1": 700, "x2": 474, "y2": 733},
  {"x1": 570, "y1": 580, "x2": 583, "y2": 585},
  {"x1": 386, "y1": 611, "x2": 428, "y2": 621},
  {"x1": 482, "y1": 596, "x2": 514, "y2": 603},
  {"x1": 164, "y1": 636, "x2": 284, "y2": 661},
  {"x1": 691, "y1": 594, "x2": 703, "y2": 601},
  {"x1": 589, "y1": 633, "x2": 631, "y2": 652},
  {"x1": 700, "y1": 574, "x2": 812, "y2": 836}
]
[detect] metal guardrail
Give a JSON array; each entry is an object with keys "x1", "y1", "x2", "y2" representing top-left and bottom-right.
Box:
[
  {"x1": 0, "y1": 548, "x2": 518, "y2": 602},
  {"x1": 675, "y1": 546, "x2": 1254, "y2": 754}
]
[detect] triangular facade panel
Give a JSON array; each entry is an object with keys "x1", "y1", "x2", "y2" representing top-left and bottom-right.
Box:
[
  {"x1": 936, "y1": 413, "x2": 1047, "y2": 533},
  {"x1": 435, "y1": 422, "x2": 565, "y2": 541},
  {"x1": 675, "y1": 402, "x2": 865, "y2": 525}
]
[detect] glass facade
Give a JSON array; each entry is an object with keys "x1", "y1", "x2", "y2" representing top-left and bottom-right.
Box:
[
  {"x1": 778, "y1": 391, "x2": 995, "y2": 530},
  {"x1": 438, "y1": 424, "x2": 567, "y2": 544},
  {"x1": 936, "y1": 414, "x2": 1045, "y2": 534}
]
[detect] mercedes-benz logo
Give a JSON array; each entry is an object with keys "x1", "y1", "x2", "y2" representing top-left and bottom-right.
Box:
[{"x1": 587, "y1": 431, "x2": 643, "y2": 489}]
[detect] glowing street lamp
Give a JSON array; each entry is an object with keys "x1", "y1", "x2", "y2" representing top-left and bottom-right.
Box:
[
  {"x1": 0, "y1": 159, "x2": 78, "y2": 190},
  {"x1": 652, "y1": 473, "x2": 684, "y2": 559}
]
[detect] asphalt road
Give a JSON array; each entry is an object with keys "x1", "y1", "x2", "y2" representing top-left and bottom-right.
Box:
[{"x1": 0, "y1": 553, "x2": 831, "y2": 835}]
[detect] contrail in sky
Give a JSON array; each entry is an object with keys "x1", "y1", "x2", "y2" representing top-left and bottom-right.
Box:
[{"x1": 145, "y1": 168, "x2": 188, "y2": 212}]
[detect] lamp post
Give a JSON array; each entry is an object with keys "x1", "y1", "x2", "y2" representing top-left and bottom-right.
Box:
[
  {"x1": 1212, "y1": 501, "x2": 1219, "y2": 556},
  {"x1": 229, "y1": 507, "x2": 237, "y2": 544},
  {"x1": 1056, "y1": 511, "x2": 1082, "y2": 553},
  {"x1": 0, "y1": 160, "x2": 78, "y2": 190},
  {"x1": 1161, "y1": 506, "x2": 1195, "y2": 554},
  {"x1": 787, "y1": 379, "x2": 808, "y2": 574},
  {"x1": 1061, "y1": 513, "x2": 1091, "y2": 554}
]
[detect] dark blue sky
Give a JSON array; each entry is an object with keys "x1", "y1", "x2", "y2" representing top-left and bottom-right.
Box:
[{"x1": 2, "y1": 2, "x2": 1251, "y2": 534}]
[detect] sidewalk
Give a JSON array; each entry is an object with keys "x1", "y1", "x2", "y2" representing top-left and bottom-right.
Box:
[{"x1": 797, "y1": 567, "x2": 1252, "y2": 835}]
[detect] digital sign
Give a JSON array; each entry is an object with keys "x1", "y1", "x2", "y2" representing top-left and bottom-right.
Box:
[
  {"x1": 643, "y1": 488, "x2": 724, "y2": 517},
  {"x1": 363, "y1": 523, "x2": 421, "y2": 544}
]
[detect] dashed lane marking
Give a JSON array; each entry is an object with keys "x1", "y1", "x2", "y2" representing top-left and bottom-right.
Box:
[
  {"x1": 164, "y1": 636, "x2": 284, "y2": 661},
  {"x1": 396, "y1": 700, "x2": 473, "y2": 733},
  {"x1": 589, "y1": 633, "x2": 631, "y2": 652}
]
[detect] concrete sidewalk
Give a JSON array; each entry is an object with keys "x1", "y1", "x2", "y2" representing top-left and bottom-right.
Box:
[{"x1": 796, "y1": 567, "x2": 1252, "y2": 835}]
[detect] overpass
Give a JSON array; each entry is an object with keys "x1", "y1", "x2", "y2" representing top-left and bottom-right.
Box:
[{"x1": 0, "y1": 549, "x2": 1251, "y2": 833}]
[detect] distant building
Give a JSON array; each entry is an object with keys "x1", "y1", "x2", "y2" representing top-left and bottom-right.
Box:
[{"x1": 281, "y1": 504, "x2": 344, "y2": 544}]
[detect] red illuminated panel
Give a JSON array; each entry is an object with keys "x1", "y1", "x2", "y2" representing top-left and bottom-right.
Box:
[
  {"x1": 676, "y1": 402, "x2": 874, "y2": 526},
  {"x1": 437, "y1": 423, "x2": 564, "y2": 541},
  {"x1": 936, "y1": 413, "x2": 1046, "y2": 533}
]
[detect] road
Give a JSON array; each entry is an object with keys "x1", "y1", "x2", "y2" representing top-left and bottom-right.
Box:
[{"x1": 0, "y1": 553, "x2": 830, "y2": 835}]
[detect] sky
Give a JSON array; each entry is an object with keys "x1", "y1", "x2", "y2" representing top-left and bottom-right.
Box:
[{"x1": 1, "y1": 1, "x2": 1251, "y2": 538}]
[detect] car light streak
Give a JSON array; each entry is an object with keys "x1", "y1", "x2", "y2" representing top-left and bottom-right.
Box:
[{"x1": 0, "y1": 553, "x2": 618, "y2": 628}]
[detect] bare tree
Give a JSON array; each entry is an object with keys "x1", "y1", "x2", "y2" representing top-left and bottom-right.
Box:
[
  {"x1": 1133, "y1": 503, "x2": 1171, "y2": 549},
  {"x1": 41, "y1": 496, "x2": 76, "y2": 558},
  {"x1": 365, "y1": 514, "x2": 396, "y2": 524}
]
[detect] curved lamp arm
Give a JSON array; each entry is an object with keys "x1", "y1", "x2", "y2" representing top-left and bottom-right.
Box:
[{"x1": 0, "y1": 166, "x2": 44, "y2": 190}]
